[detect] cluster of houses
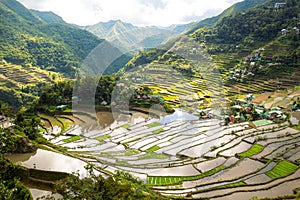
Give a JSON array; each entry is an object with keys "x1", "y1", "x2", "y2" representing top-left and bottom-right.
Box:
[
  {"x1": 226, "y1": 2, "x2": 300, "y2": 83},
  {"x1": 228, "y1": 17, "x2": 299, "y2": 83},
  {"x1": 228, "y1": 49, "x2": 265, "y2": 82},
  {"x1": 199, "y1": 94, "x2": 289, "y2": 125},
  {"x1": 281, "y1": 27, "x2": 300, "y2": 35},
  {"x1": 224, "y1": 94, "x2": 288, "y2": 125}
]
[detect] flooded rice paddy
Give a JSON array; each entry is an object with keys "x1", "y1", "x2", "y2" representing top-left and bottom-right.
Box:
[{"x1": 10, "y1": 108, "x2": 300, "y2": 199}]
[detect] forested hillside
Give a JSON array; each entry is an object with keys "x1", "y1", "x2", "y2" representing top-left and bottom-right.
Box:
[
  {"x1": 191, "y1": 0, "x2": 300, "y2": 82},
  {"x1": 186, "y1": 0, "x2": 269, "y2": 34},
  {"x1": 31, "y1": 9, "x2": 66, "y2": 24},
  {"x1": 0, "y1": 0, "x2": 103, "y2": 77}
]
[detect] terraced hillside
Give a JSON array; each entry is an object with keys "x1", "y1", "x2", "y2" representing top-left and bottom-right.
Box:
[
  {"x1": 40, "y1": 106, "x2": 300, "y2": 199},
  {"x1": 117, "y1": 36, "x2": 227, "y2": 113},
  {"x1": 0, "y1": 61, "x2": 60, "y2": 106},
  {"x1": 226, "y1": 69, "x2": 300, "y2": 94},
  {"x1": 116, "y1": 0, "x2": 300, "y2": 113},
  {"x1": 190, "y1": 0, "x2": 300, "y2": 94}
]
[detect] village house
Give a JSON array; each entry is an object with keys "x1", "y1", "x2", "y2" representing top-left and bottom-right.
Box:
[
  {"x1": 293, "y1": 27, "x2": 299, "y2": 35},
  {"x1": 281, "y1": 28, "x2": 290, "y2": 35},
  {"x1": 274, "y1": 2, "x2": 287, "y2": 11},
  {"x1": 0, "y1": 115, "x2": 14, "y2": 129},
  {"x1": 101, "y1": 101, "x2": 108, "y2": 106}
]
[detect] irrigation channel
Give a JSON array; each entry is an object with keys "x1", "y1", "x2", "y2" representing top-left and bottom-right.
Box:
[{"x1": 7, "y1": 109, "x2": 300, "y2": 199}]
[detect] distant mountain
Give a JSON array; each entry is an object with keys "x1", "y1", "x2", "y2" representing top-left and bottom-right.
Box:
[
  {"x1": 83, "y1": 20, "x2": 194, "y2": 51},
  {"x1": 0, "y1": 0, "x2": 106, "y2": 76},
  {"x1": 167, "y1": 22, "x2": 196, "y2": 34},
  {"x1": 31, "y1": 9, "x2": 66, "y2": 24}
]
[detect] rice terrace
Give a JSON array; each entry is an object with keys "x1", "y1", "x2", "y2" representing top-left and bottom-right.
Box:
[{"x1": 1, "y1": 0, "x2": 300, "y2": 199}]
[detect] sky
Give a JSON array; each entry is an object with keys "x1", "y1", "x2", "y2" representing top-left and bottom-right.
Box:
[{"x1": 17, "y1": 0, "x2": 243, "y2": 27}]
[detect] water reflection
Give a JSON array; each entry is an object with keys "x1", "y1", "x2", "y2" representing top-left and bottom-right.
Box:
[
  {"x1": 6, "y1": 149, "x2": 93, "y2": 178},
  {"x1": 96, "y1": 111, "x2": 150, "y2": 129},
  {"x1": 96, "y1": 109, "x2": 198, "y2": 128},
  {"x1": 160, "y1": 109, "x2": 199, "y2": 124}
]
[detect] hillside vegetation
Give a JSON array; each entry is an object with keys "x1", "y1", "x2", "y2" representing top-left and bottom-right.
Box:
[
  {"x1": 186, "y1": 0, "x2": 269, "y2": 34},
  {"x1": 0, "y1": 0, "x2": 103, "y2": 77},
  {"x1": 0, "y1": 60, "x2": 61, "y2": 107},
  {"x1": 191, "y1": 0, "x2": 299, "y2": 73}
]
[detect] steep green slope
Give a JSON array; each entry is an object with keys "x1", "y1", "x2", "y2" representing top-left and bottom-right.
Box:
[
  {"x1": 0, "y1": 60, "x2": 61, "y2": 107},
  {"x1": 1, "y1": 0, "x2": 40, "y2": 24},
  {"x1": 0, "y1": 0, "x2": 103, "y2": 77},
  {"x1": 186, "y1": 0, "x2": 269, "y2": 34},
  {"x1": 31, "y1": 9, "x2": 66, "y2": 24},
  {"x1": 191, "y1": 0, "x2": 300, "y2": 74},
  {"x1": 121, "y1": 0, "x2": 300, "y2": 105}
]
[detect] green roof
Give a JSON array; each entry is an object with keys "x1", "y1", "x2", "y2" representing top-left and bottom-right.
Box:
[{"x1": 252, "y1": 119, "x2": 273, "y2": 127}]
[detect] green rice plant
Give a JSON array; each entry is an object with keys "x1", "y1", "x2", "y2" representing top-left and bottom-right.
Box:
[
  {"x1": 138, "y1": 153, "x2": 168, "y2": 160},
  {"x1": 124, "y1": 149, "x2": 140, "y2": 156},
  {"x1": 123, "y1": 138, "x2": 141, "y2": 146},
  {"x1": 56, "y1": 117, "x2": 68, "y2": 131},
  {"x1": 237, "y1": 144, "x2": 264, "y2": 157},
  {"x1": 146, "y1": 145, "x2": 160, "y2": 153},
  {"x1": 62, "y1": 135, "x2": 82, "y2": 143},
  {"x1": 39, "y1": 113, "x2": 62, "y2": 128},
  {"x1": 95, "y1": 134, "x2": 110, "y2": 141},
  {"x1": 152, "y1": 128, "x2": 165, "y2": 134},
  {"x1": 265, "y1": 160, "x2": 298, "y2": 179},
  {"x1": 216, "y1": 181, "x2": 246, "y2": 189},
  {"x1": 147, "y1": 122, "x2": 162, "y2": 128},
  {"x1": 121, "y1": 124, "x2": 130, "y2": 129},
  {"x1": 116, "y1": 161, "x2": 128, "y2": 165},
  {"x1": 39, "y1": 128, "x2": 47, "y2": 133},
  {"x1": 147, "y1": 165, "x2": 227, "y2": 185}
]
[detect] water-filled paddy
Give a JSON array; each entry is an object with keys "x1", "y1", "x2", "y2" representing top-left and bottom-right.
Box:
[{"x1": 6, "y1": 149, "x2": 99, "y2": 178}]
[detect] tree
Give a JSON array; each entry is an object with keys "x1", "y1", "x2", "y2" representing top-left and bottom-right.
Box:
[
  {"x1": 0, "y1": 101, "x2": 10, "y2": 116},
  {"x1": 43, "y1": 169, "x2": 168, "y2": 200}
]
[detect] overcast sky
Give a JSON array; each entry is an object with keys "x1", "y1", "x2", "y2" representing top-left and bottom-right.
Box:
[{"x1": 17, "y1": 0, "x2": 243, "y2": 27}]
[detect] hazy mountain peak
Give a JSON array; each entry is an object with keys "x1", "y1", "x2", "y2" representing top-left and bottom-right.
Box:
[{"x1": 84, "y1": 19, "x2": 194, "y2": 50}]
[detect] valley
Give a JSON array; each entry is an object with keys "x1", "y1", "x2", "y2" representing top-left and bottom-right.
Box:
[{"x1": 0, "y1": 0, "x2": 300, "y2": 199}]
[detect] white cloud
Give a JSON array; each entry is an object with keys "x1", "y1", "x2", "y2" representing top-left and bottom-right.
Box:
[{"x1": 17, "y1": 0, "x2": 243, "y2": 26}]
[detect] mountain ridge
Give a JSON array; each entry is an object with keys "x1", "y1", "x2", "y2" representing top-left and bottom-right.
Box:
[
  {"x1": 124, "y1": 0, "x2": 300, "y2": 86},
  {"x1": 0, "y1": 0, "x2": 105, "y2": 76},
  {"x1": 30, "y1": 9, "x2": 66, "y2": 24},
  {"x1": 83, "y1": 19, "x2": 195, "y2": 50},
  {"x1": 186, "y1": 0, "x2": 270, "y2": 34}
]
